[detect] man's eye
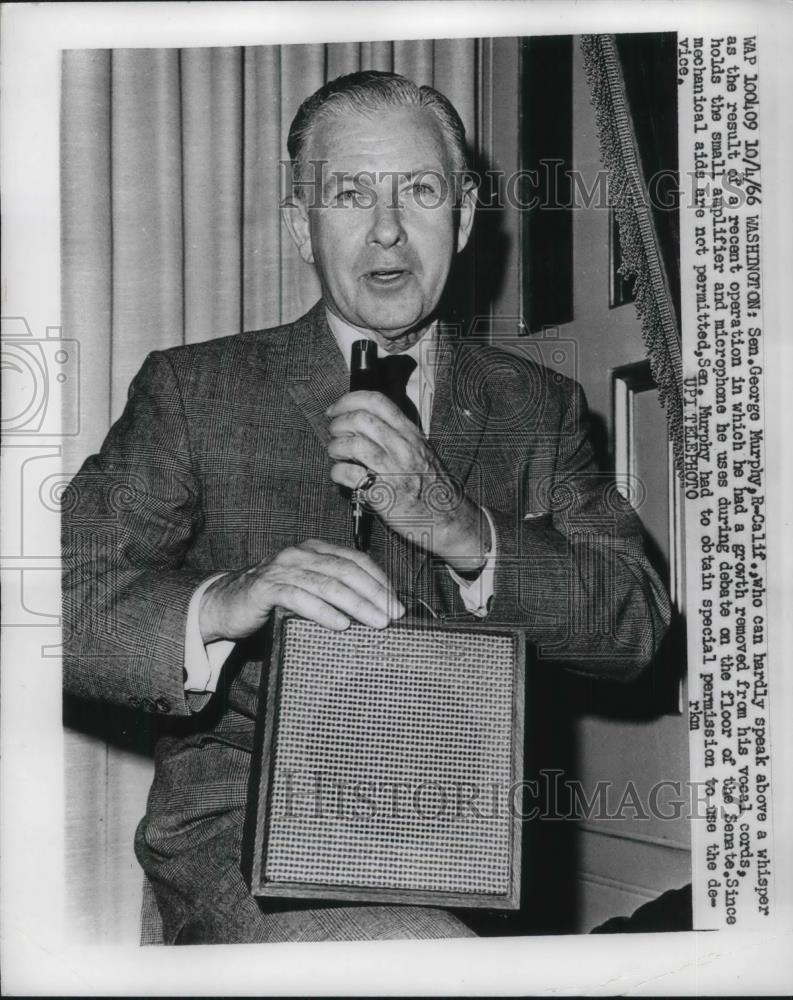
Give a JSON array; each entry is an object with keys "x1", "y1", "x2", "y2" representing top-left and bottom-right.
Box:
[
  {"x1": 406, "y1": 180, "x2": 442, "y2": 205},
  {"x1": 337, "y1": 189, "x2": 363, "y2": 206}
]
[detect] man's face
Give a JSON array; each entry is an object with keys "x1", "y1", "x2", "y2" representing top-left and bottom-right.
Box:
[{"x1": 285, "y1": 105, "x2": 475, "y2": 350}]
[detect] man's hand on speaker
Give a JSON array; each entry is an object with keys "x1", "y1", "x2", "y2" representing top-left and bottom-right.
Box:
[
  {"x1": 326, "y1": 390, "x2": 490, "y2": 575},
  {"x1": 197, "y1": 538, "x2": 405, "y2": 643}
]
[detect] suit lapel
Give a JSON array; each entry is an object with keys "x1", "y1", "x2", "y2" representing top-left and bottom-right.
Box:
[
  {"x1": 409, "y1": 322, "x2": 491, "y2": 597},
  {"x1": 429, "y1": 323, "x2": 490, "y2": 491},
  {"x1": 285, "y1": 301, "x2": 348, "y2": 446}
]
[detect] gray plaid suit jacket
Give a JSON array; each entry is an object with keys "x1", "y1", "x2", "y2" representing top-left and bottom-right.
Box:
[{"x1": 63, "y1": 300, "x2": 671, "y2": 942}]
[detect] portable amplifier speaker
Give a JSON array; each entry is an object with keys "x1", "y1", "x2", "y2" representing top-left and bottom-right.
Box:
[{"x1": 243, "y1": 610, "x2": 526, "y2": 909}]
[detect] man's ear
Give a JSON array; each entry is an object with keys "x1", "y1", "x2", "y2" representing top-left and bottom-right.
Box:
[
  {"x1": 455, "y1": 181, "x2": 477, "y2": 254},
  {"x1": 282, "y1": 196, "x2": 315, "y2": 265}
]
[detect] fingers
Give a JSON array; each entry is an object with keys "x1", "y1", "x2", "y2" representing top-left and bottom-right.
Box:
[
  {"x1": 276, "y1": 572, "x2": 389, "y2": 630},
  {"x1": 265, "y1": 541, "x2": 405, "y2": 629},
  {"x1": 270, "y1": 585, "x2": 354, "y2": 631},
  {"x1": 295, "y1": 538, "x2": 393, "y2": 592},
  {"x1": 326, "y1": 391, "x2": 417, "y2": 434},
  {"x1": 327, "y1": 429, "x2": 389, "y2": 471},
  {"x1": 328, "y1": 461, "x2": 373, "y2": 492},
  {"x1": 198, "y1": 541, "x2": 405, "y2": 642},
  {"x1": 329, "y1": 406, "x2": 421, "y2": 448},
  {"x1": 327, "y1": 408, "x2": 423, "y2": 476}
]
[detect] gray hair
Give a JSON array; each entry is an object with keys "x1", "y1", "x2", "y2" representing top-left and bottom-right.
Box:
[{"x1": 287, "y1": 70, "x2": 471, "y2": 201}]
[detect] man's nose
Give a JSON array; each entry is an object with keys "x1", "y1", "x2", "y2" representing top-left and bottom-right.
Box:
[{"x1": 366, "y1": 201, "x2": 406, "y2": 249}]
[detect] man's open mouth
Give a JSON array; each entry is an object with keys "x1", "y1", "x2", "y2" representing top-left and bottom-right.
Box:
[{"x1": 364, "y1": 269, "x2": 409, "y2": 285}]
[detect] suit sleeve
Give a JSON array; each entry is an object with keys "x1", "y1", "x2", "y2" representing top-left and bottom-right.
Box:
[
  {"x1": 483, "y1": 383, "x2": 671, "y2": 681},
  {"x1": 62, "y1": 351, "x2": 208, "y2": 717}
]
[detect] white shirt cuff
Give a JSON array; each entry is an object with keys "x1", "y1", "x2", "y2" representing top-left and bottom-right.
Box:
[
  {"x1": 446, "y1": 506, "x2": 497, "y2": 618},
  {"x1": 184, "y1": 573, "x2": 235, "y2": 694}
]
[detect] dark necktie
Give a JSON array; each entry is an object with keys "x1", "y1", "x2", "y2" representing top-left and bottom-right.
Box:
[{"x1": 378, "y1": 354, "x2": 420, "y2": 427}]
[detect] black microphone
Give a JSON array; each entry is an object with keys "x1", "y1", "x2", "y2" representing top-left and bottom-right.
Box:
[
  {"x1": 350, "y1": 339, "x2": 379, "y2": 392},
  {"x1": 349, "y1": 340, "x2": 378, "y2": 551}
]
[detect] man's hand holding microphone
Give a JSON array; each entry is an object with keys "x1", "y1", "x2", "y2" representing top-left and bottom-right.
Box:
[{"x1": 199, "y1": 339, "x2": 487, "y2": 644}]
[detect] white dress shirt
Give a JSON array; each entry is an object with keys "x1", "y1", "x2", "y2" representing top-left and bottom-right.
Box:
[{"x1": 183, "y1": 311, "x2": 496, "y2": 695}]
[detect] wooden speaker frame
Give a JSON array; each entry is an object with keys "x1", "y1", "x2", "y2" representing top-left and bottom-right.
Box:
[{"x1": 243, "y1": 609, "x2": 526, "y2": 910}]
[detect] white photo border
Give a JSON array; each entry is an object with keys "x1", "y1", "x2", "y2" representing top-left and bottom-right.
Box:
[{"x1": 2, "y1": 1, "x2": 791, "y2": 994}]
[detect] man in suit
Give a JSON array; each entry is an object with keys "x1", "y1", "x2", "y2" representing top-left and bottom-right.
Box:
[{"x1": 63, "y1": 70, "x2": 671, "y2": 944}]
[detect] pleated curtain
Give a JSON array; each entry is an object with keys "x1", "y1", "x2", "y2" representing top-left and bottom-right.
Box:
[
  {"x1": 61, "y1": 40, "x2": 477, "y2": 469},
  {"x1": 61, "y1": 41, "x2": 477, "y2": 942}
]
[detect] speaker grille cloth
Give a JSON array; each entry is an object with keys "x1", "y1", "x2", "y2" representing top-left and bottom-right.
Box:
[{"x1": 265, "y1": 619, "x2": 516, "y2": 895}]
